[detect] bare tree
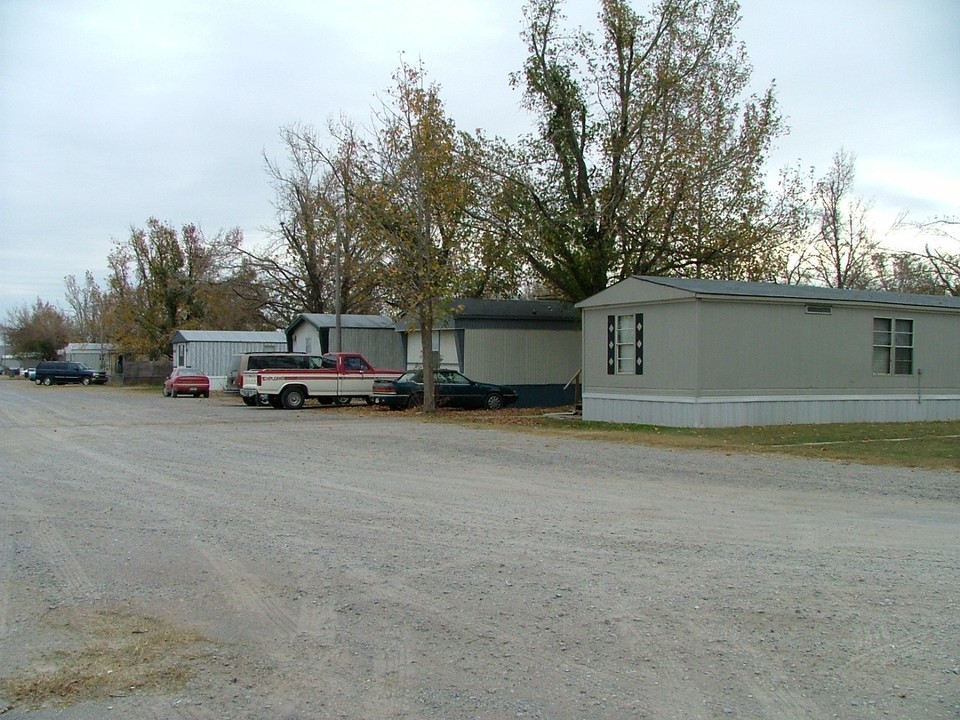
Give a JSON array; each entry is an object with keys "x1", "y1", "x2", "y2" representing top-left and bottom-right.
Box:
[
  {"x1": 64, "y1": 271, "x2": 106, "y2": 343},
  {"x1": 920, "y1": 218, "x2": 960, "y2": 295},
  {"x1": 805, "y1": 150, "x2": 879, "y2": 289},
  {"x1": 241, "y1": 123, "x2": 385, "y2": 327}
]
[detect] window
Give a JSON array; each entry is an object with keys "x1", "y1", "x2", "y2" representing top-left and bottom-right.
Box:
[
  {"x1": 607, "y1": 314, "x2": 643, "y2": 375},
  {"x1": 873, "y1": 317, "x2": 913, "y2": 375},
  {"x1": 615, "y1": 315, "x2": 635, "y2": 373}
]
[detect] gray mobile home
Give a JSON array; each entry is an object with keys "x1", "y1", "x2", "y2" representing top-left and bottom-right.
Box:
[
  {"x1": 402, "y1": 299, "x2": 581, "y2": 408},
  {"x1": 286, "y1": 314, "x2": 404, "y2": 369},
  {"x1": 576, "y1": 276, "x2": 960, "y2": 427},
  {"x1": 171, "y1": 330, "x2": 289, "y2": 389}
]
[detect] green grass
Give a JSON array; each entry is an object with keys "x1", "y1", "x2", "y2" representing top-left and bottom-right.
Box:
[{"x1": 433, "y1": 410, "x2": 960, "y2": 471}]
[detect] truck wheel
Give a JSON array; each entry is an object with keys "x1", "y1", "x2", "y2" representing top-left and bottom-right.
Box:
[
  {"x1": 268, "y1": 395, "x2": 283, "y2": 408},
  {"x1": 335, "y1": 396, "x2": 351, "y2": 406},
  {"x1": 242, "y1": 395, "x2": 257, "y2": 406},
  {"x1": 81, "y1": 377, "x2": 91, "y2": 386},
  {"x1": 281, "y1": 386, "x2": 306, "y2": 410},
  {"x1": 43, "y1": 377, "x2": 53, "y2": 386},
  {"x1": 484, "y1": 393, "x2": 504, "y2": 410}
]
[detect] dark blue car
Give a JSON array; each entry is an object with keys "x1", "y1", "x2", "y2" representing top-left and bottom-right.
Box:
[{"x1": 372, "y1": 370, "x2": 519, "y2": 410}]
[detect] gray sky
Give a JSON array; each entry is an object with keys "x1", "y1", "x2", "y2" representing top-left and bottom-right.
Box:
[{"x1": 1, "y1": 0, "x2": 958, "y2": 322}]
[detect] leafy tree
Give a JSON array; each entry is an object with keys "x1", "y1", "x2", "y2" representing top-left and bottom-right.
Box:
[
  {"x1": 483, "y1": 0, "x2": 786, "y2": 302},
  {"x1": 355, "y1": 62, "x2": 478, "y2": 411},
  {"x1": 2, "y1": 299, "x2": 74, "y2": 360},
  {"x1": 107, "y1": 218, "x2": 246, "y2": 359}
]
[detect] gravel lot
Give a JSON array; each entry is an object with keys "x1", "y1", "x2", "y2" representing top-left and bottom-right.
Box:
[{"x1": 0, "y1": 377, "x2": 958, "y2": 719}]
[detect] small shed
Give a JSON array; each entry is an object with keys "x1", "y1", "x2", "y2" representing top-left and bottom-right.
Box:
[
  {"x1": 576, "y1": 276, "x2": 960, "y2": 427},
  {"x1": 286, "y1": 314, "x2": 404, "y2": 369},
  {"x1": 61, "y1": 343, "x2": 119, "y2": 375},
  {"x1": 171, "y1": 330, "x2": 289, "y2": 389},
  {"x1": 402, "y1": 299, "x2": 581, "y2": 408}
]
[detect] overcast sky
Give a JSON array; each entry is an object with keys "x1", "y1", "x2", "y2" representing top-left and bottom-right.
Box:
[{"x1": 1, "y1": 0, "x2": 958, "y2": 322}]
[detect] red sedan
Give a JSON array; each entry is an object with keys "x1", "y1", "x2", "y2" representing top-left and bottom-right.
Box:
[{"x1": 163, "y1": 367, "x2": 210, "y2": 398}]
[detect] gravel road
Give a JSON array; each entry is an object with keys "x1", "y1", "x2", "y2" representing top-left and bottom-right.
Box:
[{"x1": 0, "y1": 377, "x2": 958, "y2": 719}]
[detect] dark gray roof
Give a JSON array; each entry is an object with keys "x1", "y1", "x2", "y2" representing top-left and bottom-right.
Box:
[
  {"x1": 636, "y1": 276, "x2": 960, "y2": 310},
  {"x1": 453, "y1": 298, "x2": 578, "y2": 320}
]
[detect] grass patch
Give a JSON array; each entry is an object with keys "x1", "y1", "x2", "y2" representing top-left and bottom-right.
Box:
[
  {"x1": 422, "y1": 408, "x2": 960, "y2": 471},
  {"x1": 1, "y1": 607, "x2": 214, "y2": 708}
]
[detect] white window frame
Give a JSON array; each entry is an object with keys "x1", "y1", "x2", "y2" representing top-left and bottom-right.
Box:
[{"x1": 873, "y1": 317, "x2": 913, "y2": 375}]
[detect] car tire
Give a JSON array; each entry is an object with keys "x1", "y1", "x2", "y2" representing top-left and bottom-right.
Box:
[
  {"x1": 171, "y1": 388, "x2": 178, "y2": 398},
  {"x1": 407, "y1": 393, "x2": 423, "y2": 409},
  {"x1": 81, "y1": 377, "x2": 91, "y2": 386},
  {"x1": 485, "y1": 393, "x2": 504, "y2": 410},
  {"x1": 281, "y1": 386, "x2": 305, "y2": 410},
  {"x1": 268, "y1": 395, "x2": 283, "y2": 409},
  {"x1": 334, "y1": 396, "x2": 351, "y2": 406},
  {"x1": 43, "y1": 377, "x2": 52, "y2": 386},
  {"x1": 241, "y1": 395, "x2": 257, "y2": 406},
  {"x1": 35, "y1": 379, "x2": 41, "y2": 386},
  {"x1": 203, "y1": 392, "x2": 209, "y2": 398},
  {"x1": 162, "y1": 387, "x2": 169, "y2": 397}
]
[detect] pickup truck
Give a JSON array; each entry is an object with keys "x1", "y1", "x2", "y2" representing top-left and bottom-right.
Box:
[{"x1": 239, "y1": 352, "x2": 405, "y2": 409}]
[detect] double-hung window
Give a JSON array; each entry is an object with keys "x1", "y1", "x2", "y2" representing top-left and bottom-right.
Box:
[
  {"x1": 872, "y1": 317, "x2": 913, "y2": 375},
  {"x1": 607, "y1": 314, "x2": 643, "y2": 375}
]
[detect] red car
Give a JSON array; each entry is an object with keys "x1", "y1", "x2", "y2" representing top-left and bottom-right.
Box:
[{"x1": 163, "y1": 367, "x2": 210, "y2": 398}]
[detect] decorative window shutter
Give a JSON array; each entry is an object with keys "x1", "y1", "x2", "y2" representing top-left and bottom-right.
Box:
[
  {"x1": 635, "y1": 314, "x2": 644, "y2": 375},
  {"x1": 606, "y1": 315, "x2": 615, "y2": 375}
]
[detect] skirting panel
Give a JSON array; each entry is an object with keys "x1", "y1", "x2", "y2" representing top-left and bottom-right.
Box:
[{"x1": 582, "y1": 392, "x2": 960, "y2": 428}]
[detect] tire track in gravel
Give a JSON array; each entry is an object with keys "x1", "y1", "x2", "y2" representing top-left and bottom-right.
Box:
[
  {"x1": 0, "y1": 528, "x2": 13, "y2": 637},
  {"x1": 10, "y1": 486, "x2": 95, "y2": 600},
  {"x1": 194, "y1": 541, "x2": 299, "y2": 640}
]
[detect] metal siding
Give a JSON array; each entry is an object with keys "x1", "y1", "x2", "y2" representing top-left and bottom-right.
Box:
[
  {"x1": 341, "y1": 329, "x2": 405, "y2": 369},
  {"x1": 584, "y1": 392, "x2": 960, "y2": 428},
  {"x1": 583, "y1": 304, "x2": 698, "y2": 394},
  {"x1": 172, "y1": 340, "x2": 288, "y2": 389},
  {"x1": 697, "y1": 302, "x2": 960, "y2": 393},
  {"x1": 463, "y1": 328, "x2": 579, "y2": 385}
]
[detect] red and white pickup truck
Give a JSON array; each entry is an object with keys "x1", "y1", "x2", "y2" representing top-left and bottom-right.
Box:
[{"x1": 239, "y1": 352, "x2": 405, "y2": 409}]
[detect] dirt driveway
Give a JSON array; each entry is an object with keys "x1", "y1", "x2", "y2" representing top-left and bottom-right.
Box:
[{"x1": 1, "y1": 378, "x2": 957, "y2": 719}]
